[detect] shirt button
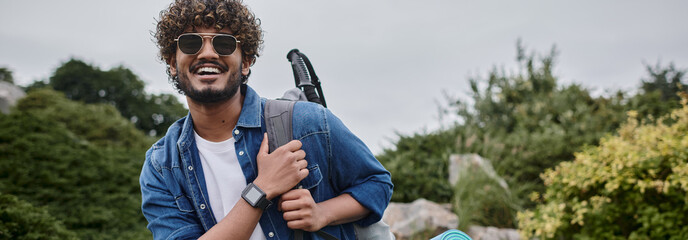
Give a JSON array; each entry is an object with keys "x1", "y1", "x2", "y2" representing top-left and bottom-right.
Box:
[
  {"x1": 268, "y1": 232, "x2": 274, "y2": 237},
  {"x1": 188, "y1": 166, "x2": 193, "y2": 171},
  {"x1": 239, "y1": 151, "x2": 244, "y2": 156},
  {"x1": 200, "y1": 204, "x2": 206, "y2": 209},
  {"x1": 234, "y1": 129, "x2": 240, "y2": 135}
]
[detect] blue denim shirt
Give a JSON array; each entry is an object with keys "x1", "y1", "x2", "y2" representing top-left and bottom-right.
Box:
[{"x1": 140, "y1": 86, "x2": 393, "y2": 240}]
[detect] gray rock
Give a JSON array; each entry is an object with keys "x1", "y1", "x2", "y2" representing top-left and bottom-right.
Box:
[
  {"x1": 449, "y1": 154, "x2": 508, "y2": 190},
  {"x1": 382, "y1": 198, "x2": 458, "y2": 239},
  {"x1": 0, "y1": 81, "x2": 26, "y2": 114},
  {"x1": 468, "y1": 225, "x2": 520, "y2": 240}
]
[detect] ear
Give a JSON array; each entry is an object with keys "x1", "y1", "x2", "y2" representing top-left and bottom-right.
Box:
[
  {"x1": 168, "y1": 56, "x2": 178, "y2": 76},
  {"x1": 241, "y1": 57, "x2": 253, "y2": 76}
]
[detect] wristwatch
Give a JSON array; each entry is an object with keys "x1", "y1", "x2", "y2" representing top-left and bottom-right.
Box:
[{"x1": 242, "y1": 183, "x2": 272, "y2": 210}]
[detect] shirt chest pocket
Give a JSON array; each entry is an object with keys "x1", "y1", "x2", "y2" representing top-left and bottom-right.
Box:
[{"x1": 298, "y1": 164, "x2": 323, "y2": 190}]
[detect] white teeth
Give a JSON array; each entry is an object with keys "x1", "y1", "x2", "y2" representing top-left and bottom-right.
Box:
[{"x1": 196, "y1": 67, "x2": 221, "y2": 74}]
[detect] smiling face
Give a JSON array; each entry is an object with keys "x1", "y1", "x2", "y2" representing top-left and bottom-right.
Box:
[{"x1": 168, "y1": 26, "x2": 251, "y2": 104}]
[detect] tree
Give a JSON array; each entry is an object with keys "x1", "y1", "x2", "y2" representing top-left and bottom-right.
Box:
[
  {"x1": 0, "y1": 67, "x2": 13, "y2": 84},
  {"x1": 46, "y1": 58, "x2": 187, "y2": 136},
  {"x1": 0, "y1": 89, "x2": 152, "y2": 239},
  {"x1": 626, "y1": 62, "x2": 687, "y2": 122}
]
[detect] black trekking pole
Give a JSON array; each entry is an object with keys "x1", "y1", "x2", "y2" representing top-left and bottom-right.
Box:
[
  {"x1": 287, "y1": 49, "x2": 327, "y2": 108},
  {"x1": 286, "y1": 49, "x2": 337, "y2": 240}
]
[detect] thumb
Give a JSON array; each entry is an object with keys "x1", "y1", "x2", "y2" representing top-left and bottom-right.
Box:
[{"x1": 259, "y1": 132, "x2": 269, "y2": 155}]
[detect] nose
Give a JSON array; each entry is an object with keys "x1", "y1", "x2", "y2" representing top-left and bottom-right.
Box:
[{"x1": 196, "y1": 37, "x2": 218, "y2": 59}]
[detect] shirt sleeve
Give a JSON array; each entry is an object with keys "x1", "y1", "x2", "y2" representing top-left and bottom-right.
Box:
[
  {"x1": 140, "y1": 150, "x2": 205, "y2": 240},
  {"x1": 324, "y1": 108, "x2": 394, "y2": 226}
]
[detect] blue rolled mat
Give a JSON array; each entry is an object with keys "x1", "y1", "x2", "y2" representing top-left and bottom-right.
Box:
[{"x1": 429, "y1": 229, "x2": 472, "y2": 240}]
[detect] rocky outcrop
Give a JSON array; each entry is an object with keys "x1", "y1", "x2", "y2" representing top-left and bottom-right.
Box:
[
  {"x1": 382, "y1": 198, "x2": 458, "y2": 239},
  {"x1": 380, "y1": 154, "x2": 519, "y2": 239},
  {"x1": 448, "y1": 154, "x2": 508, "y2": 190},
  {"x1": 0, "y1": 81, "x2": 25, "y2": 114},
  {"x1": 468, "y1": 226, "x2": 520, "y2": 240}
]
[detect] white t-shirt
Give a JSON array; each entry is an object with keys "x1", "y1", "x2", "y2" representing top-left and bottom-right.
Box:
[{"x1": 195, "y1": 131, "x2": 266, "y2": 240}]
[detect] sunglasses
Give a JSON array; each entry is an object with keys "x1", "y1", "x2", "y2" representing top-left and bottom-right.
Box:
[{"x1": 174, "y1": 33, "x2": 240, "y2": 56}]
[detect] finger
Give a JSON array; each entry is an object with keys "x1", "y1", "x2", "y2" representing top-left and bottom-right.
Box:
[
  {"x1": 298, "y1": 168, "x2": 309, "y2": 181},
  {"x1": 287, "y1": 219, "x2": 308, "y2": 230},
  {"x1": 283, "y1": 209, "x2": 307, "y2": 221},
  {"x1": 282, "y1": 139, "x2": 303, "y2": 151},
  {"x1": 259, "y1": 133, "x2": 269, "y2": 154},
  {"x1": 277, "y1": 197, "x2": 285, "y2": 212},
  {"x1": 293, "y1": 149, "x2": 306, "y2": 160},
  {"x1": 296, "y1": 159, "x2": 308, "y2": 169},
  {"x1": 280, "y1": 198, "x2": 307, "y2": 212}
]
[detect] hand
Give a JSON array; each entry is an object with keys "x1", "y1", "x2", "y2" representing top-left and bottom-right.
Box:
[
  {"x1": 254, "y1": 133, "x2": 309, "y2": 200},
  {"x1": 279, "y1": 189, "x2": 330, "y2": 232}
]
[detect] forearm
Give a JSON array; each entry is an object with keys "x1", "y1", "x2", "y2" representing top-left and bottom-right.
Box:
[
  {"x1": 199, "y1": 198, "x2": 263, "y2": 240},
  {"x1": 199, "y1": 177, "x2": 287, "y2": 240},
  {"x1": 319, "y1": 193, "x2": 370, "y2": 226}
]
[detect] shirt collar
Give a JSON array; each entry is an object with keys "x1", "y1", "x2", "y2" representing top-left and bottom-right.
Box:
[
  {"x1": 236, "y1": 85, "x2": 262, "y2": 128},
  {"x1": 177, "y1": 85, "x2": 263, "y2": 149}
]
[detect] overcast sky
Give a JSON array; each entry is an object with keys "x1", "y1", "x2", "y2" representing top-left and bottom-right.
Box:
[{"x1": 1, "y1": 1, "x2": 687, "y2": 154}]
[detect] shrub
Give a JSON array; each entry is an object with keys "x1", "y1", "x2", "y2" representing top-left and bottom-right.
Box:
[
  {"x1": 453, "y1": 167, "x2": 521, "y2": 230},
  {"x1": 0, "y1": 89, "x2": 151, "y2": 239},
  {"x1": 0, "y1": 192, "x2": 77, "y2": 240},
  {"x1": 377, "y1": 128, "x2": 459, "y2": 203},
  {"x1": 517, "y1": 96, "x2": 688, "y2": 239}
]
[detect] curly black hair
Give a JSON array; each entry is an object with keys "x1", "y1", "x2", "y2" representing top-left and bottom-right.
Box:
[{"x1": 155, "y1": 0, "x2": 263, "y2": 67}]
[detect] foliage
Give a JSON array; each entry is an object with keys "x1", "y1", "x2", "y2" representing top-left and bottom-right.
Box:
[
  {"x1": 378, "y1": 42, "x2": 687, "y2": 230},
  {"x1": 626, "y1": 62, "x2": 687, "y2": 122},
  {"x1": 377, "y1": 128, "x2": 459, "y2": 203},
  {"x1": 44, "y1": 58, "x2": 187, "y2": 136},
  {"x1": 448, "y1": 44, "x2": 630, "y2": 205},
  {"x1": 379, "y1": 43, "x2": 630, "y2": 205},
  {"x1": 0, "y1": 67, "x2": 13, "y2": 84},
  {"x1": 0, "y1": 192, "x2": 77, "y2": 240},
  {"x1": 453, "y1": 168, "x2": 520, "y2": 231},
  {"x1": 0, "y1": 89, "x2": 152, "y2": 239},
  {"x1": 518, "y1": 96, "x2": 688, "y2": 239}
]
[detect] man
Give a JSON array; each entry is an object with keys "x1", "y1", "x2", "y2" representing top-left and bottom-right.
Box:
[{"x1": 139, "y1": 0, "x2": 393, "y2": 239}]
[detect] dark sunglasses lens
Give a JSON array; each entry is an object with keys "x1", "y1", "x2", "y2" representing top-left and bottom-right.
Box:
[
  {"x1": 178, "y1": 35, "x2": 202, "y2": 54},
  {"x1": 213, "y1": 35, "x2": 237, "y2": 55}
]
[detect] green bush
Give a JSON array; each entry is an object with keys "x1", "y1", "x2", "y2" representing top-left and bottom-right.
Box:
[
  {"x1": 0, "y1": 192, "x2": 77, "y2": 240},
  {"x1": 0, "y1": 89, "x2": 151, "y2": 239},
  {"x1": 377, "y1": 128, "x2": 459, "y2": 203},
  {"x1": 453, "y1": 168, "x2": 521, "y2": 230},
  {"x1": 518, "y1": 97, "x2": 688, "y2": 239}
]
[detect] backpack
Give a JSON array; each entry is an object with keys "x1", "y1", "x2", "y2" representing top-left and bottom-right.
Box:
[{"x1": 262, "y1": 50, "x2": 394, "y2": 240}]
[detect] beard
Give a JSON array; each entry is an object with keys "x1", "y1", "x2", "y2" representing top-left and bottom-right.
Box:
[{"x1": 172, "y1": 61, "x2": 243, "y2": 104}]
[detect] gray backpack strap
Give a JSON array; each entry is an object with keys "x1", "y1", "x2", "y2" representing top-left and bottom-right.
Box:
[
  {"x1": 264, "y1": 99, "x2": 296, "y2": 153},
  {"x1": 265, "y1": 98, "x2": 341, "y2": 240},
  {"x1": 279, "y1": 88, "x2": 309, "y2": 101}
]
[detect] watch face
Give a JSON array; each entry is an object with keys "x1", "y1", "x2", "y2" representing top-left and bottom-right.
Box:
[{"x1": 245, "y1": 186, "x2": 262, "y2": 205}]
